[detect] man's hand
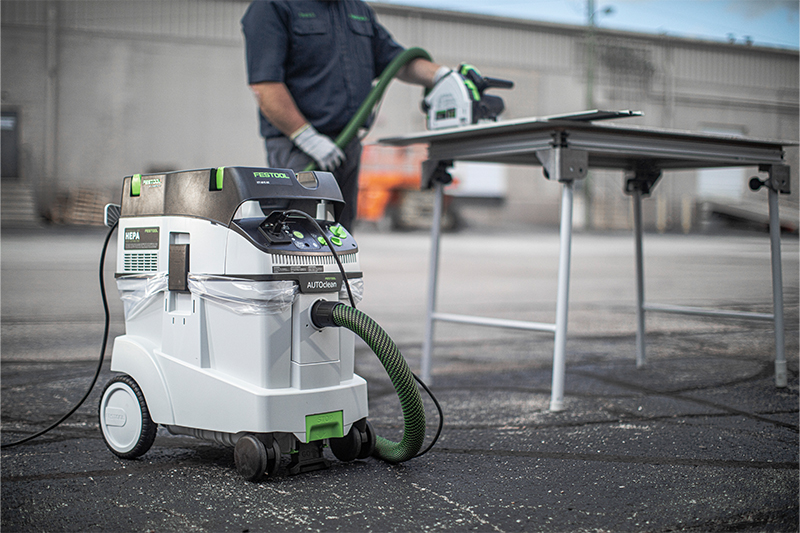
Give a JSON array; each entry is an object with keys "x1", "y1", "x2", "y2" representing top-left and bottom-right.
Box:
[{"x1": 291, "y1": 124, "x2": 345, "y2": 171}]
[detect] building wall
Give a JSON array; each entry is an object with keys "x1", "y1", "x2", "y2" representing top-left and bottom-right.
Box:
[{"x1": 1, "y1": 0, "x2": 797, "y2": 229}]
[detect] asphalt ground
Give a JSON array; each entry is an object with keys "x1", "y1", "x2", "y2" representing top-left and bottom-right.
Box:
[{"x1": 2, "y1": 224, "x2": 798, "y2": 532}]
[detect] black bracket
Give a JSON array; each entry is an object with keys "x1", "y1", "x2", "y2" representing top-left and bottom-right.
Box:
[
  {"x1": 536, "y1": 132, "x2": 588, "y2": 183},
  {"x1": 421, "y1": 159, "x2": 454, "y2": 190},
  {"x1": 287, "y1": 440, "x2": 330, "y2": 475},
  {"x1": 168, "y1": 244, "x2": 190, "y2": 292},
  {"x1": 749, "y1": 164, "x2": 791, "y2": 194},
  {"x1": 624, "y1": 162, "x2": 662, "y2": 197}
]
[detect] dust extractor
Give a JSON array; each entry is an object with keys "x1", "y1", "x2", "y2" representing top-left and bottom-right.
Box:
[{"x1": 99, "y1": 167, "x2": 439, "y2": 480}]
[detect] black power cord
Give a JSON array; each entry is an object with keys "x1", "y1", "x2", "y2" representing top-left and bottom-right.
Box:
[
  {"x1": 1, "y1": 222, "x2": 117, "y2": 449},
  {"x1": 276, "y1": 209, "x2": 443, "y2": 457}
]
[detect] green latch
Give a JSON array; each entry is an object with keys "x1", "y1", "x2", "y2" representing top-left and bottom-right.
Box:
[
  {"x1": 131, "y1": 174, "x2": 142, "y2": 197},
  {"x1": 215, "y1": 167, "x2": 225, "y2": 190},
  {"x1": 305, "y1": 411, "x2": 344, "y2": 442}
]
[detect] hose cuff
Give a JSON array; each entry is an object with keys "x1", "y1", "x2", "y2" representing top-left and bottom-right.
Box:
[{"x1": 310, "y1": 300, "x2": 343, "y2": 329}]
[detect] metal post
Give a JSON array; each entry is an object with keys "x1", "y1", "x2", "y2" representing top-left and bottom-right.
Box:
[
  {"x1": 768, "y1": 187, "x2": 787, "y2": 387},
  {"x1": 633, "y1": 188, "x2": 646, "y2": 368},
  {"x1": 421, "y1": 180, "x2": 445, "y2": 383},
  {"x1": 550, "y1": 180, "x2": 574, "y2": 412}
]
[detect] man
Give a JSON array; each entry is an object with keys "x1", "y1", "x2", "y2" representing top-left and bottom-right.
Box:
[{"x1": 241, "y1": 0, "x2": 448, "y2": 230}]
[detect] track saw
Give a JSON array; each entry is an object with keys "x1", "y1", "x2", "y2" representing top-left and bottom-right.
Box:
[{"x1": 423, "y1": 64, "x2": 513, "y2": 130}]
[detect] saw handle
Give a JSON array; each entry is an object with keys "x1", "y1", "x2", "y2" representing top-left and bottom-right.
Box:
[{"x1": 482, "y1": 76, "x2": 514, "y2": 90}]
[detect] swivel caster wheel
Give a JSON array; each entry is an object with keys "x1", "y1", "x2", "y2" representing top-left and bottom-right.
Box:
[
  {"x1": 99, "y1": 374, "x2": 157, "y2": 459},
  {"x1": 330, "y1": 419, "x2": 376, "y2": 462},
  {"x1": 234, "y1": 435, "x2": 281, "y2": 481}
]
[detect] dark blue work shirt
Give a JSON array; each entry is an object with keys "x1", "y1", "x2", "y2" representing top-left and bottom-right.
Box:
[{"x1": 242, "y1": 0, "x2": 405, "y2": 139}]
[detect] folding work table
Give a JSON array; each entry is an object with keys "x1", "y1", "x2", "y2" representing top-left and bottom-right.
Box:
[{"x1": 380, "y1": 113, "x2": 792, "y2": 411}]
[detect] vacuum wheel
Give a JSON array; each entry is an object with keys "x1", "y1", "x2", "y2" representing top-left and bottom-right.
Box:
[
  {"x1": 234, "y1": 435, "x2": 281, "y2": 482},
  {"x1": 330, "y1": 419, "x2": 376, "y2": 462},
  {"x1": 99, "y1": 374, "x2": 157, "y2": 459}
]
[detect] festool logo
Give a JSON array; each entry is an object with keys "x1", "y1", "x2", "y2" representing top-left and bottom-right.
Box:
[
  {"x1": 142, "y1": 178, "x2": 161, "y2": 187},
  {"x1": 298, "y1": 12, "x2": 316, "y2": 18},
  {"x1": 349, "y1": 14, "x2": 367, "y2": 21},
  {"x1": 254, "y1": 171, "x2": 290, "y2": 179}
]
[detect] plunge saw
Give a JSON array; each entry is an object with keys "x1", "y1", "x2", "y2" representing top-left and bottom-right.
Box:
[{"x1": 423, "y1": 64, "x2": 514, "y2": 130}]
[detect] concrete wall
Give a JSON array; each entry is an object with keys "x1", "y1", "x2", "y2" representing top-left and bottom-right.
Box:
[{"x1": 1, "y1": 0, "x2": 797, "y2": 229}]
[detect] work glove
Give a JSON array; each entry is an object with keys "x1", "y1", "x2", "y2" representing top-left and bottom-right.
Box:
[
  {"x1": 290, "y1": 124, "x2": 345, "y2": 171},
  {"x1": 432, "y1": 65, "x2": 451, "y2": 87}
]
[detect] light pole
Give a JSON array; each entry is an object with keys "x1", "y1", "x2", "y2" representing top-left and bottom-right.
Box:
[
  {"x1": 581, "y1": 0, "x2": 614, "y2": 229},
  {"x1": 585, "y1": 0, "x2": 614, "y2": 110}
]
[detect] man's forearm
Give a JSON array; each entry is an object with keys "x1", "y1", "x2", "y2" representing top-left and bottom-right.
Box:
[
  {"x1": 249, "y1": 82, "x2": 308, "y2": 137},
  {"x1": 396, "y1": 58, "x2": 445, "y2": 89}
]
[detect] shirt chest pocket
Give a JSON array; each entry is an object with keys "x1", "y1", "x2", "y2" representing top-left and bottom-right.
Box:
[
  {"x1": 292, "y1": 17, "x2": 328, "y2": 36},
  {"x1": 347, "y1": 16, "x2": 374, "y2": 37},
  {"x1": 291, "y1": 16, "x2": 330, "y2": 61}
]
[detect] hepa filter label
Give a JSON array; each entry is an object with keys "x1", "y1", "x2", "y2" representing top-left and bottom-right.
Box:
[{"x1": 124, "y1": 227, "x2": 160, "y2": 250}]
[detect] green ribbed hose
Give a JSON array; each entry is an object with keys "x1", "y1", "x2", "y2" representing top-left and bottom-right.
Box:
[
  {"x1": 331, "y1": 304, "x2": 425, "y2": 463},
  {"x1": 303, "y1": 47, "x2": 433, "y2": 172}
]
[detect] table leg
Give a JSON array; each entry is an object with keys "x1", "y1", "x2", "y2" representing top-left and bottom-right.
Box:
[
  {"x1": 768, "y1": 187, "x2": 787, "y2": 388},
  {"x1": 550, "y1": 180, "x2": 574, "y2": 412},
  {"x1": 633, "y1": 189, "x2": 647, "y2": 368},
  {"x1": 421, "y1": 180, "x2": 445, "y2": 383}
]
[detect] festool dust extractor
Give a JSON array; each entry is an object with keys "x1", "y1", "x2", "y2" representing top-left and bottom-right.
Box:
[{"x1": 98, "y1": 167, "x2": 438, "y2": 480}]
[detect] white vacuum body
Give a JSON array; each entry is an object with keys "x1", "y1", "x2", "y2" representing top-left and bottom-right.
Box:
[{"x1": 100, "y1": 167, "x2": 372, "y2": 477}]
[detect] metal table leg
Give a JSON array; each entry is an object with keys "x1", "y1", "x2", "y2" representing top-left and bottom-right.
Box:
[
  {"x1": 421, "y1": 180, "x2": 445, "y2": 383},
  {"x1": 550, "y1": 180, "x2": 574, "y2": 412},
  {"x1": 768, "y1": 187, "x2": 787, "y2": 388},
  {"x1": 633, "y1": 189, "x2": 647, "y2": 368}
]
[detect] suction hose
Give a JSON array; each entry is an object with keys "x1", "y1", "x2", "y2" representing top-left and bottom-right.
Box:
[
  {"x1": 312, "y1": 301, "x2": 425, "y2": 463},
  {"x1": 303, "y1": 47, "x2": 433, "y2": 172}
]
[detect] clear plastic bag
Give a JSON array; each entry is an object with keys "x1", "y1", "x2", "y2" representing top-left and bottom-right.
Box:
[
  {"x1": 339, "y1": 277, "x2": 364, "y2": 305},
  {"x1": 116, "y1": 272, "x2": 168, "y2": 320},
  {"x1": 187, "y1": 275, "x2": 298, "y2": 315}
]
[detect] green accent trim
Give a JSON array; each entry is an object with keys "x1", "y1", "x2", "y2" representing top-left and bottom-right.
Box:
[
  {"x1": 463, "y1": 79, "x2": 480, "y2": 101},
  {"x1": 305, "y1": 411, "x2": 344, "y2": 442},
  {"x1": 215, "y1": 167, "x2": 224, "y2": 190},
  {"x1": 459, "y1": 63, "x2": 479, "y2": 76},
  {"x1": 131, "y1": 174, "x2": 142, "y2": 197},
  {"x1": 330, "y1": 236, "x2": 342, "y2": 246},
  {"x1": 317, "y1": 236, "x2": 327, "y2": 245},
  {"x1": 459, "y1": 64, "x2": 482, "y2": 101},
  {"x1": 293, "y1": 230, "x2": 305, "y2": 239},
  {"x1": 349, "y1": 14, "x2": 368, "y2": 21}
]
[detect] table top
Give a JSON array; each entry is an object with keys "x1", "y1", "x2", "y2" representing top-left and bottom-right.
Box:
[{"x1": 379, "y1": 115, "x2": 792, "y2": 171}]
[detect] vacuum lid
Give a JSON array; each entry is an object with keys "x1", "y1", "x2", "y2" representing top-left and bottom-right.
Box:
[{"x1": 119, "y1": 167, "x2": 345, "y2": 225}]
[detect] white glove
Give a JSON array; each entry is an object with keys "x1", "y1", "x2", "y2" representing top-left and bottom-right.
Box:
[
  {"x1": 432, "y1": 65, "x2": 451, "y2": 86},
  {"x1": 290, "y1": 124, "x2": 345, "y2": 171}
]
